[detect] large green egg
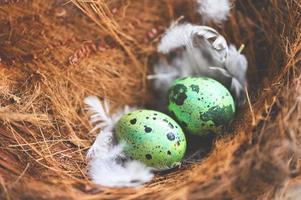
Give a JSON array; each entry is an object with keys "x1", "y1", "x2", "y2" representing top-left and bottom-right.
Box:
[
  {"x1": 115, "y1": 110, "x2": 186, "y2": 170},
  {"x1": 168, "y1": 77, "x2": 235, "y2": 136}
]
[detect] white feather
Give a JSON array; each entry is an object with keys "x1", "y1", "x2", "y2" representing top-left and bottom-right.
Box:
[
  {"x1": 150, "y1": 23, "x2": 248, "y2": 107},
  {"x1": 231, "y1": 78, "x2": 244, "y2": 101},
  {"x1": 150, "y1": 61, "x2": 181, "y2": 96},
  {"x1": 150, "y1": 23, "x2": 228, "y2": 108},
  {"x1": 225, "y1": 45, "x2": 248, "y2": 85},
  {"x1": 84, "y1": 96, "x2": 153, "y2": 187},
  {"x1": 86, "y1": 130, "x2": 114, "y2": 159},
  {"x1": 158, "y1": 23, "x2": 228, "y2": 61},
  {"x1": 84, "y1": 96, "x2": 112, "y2": 132},
  {"x1": 88, "y1": 143, "x2": 154, "y2": 188},
  {"x1": 197, "y1": 0, "x2": 233, "y2": 24}
]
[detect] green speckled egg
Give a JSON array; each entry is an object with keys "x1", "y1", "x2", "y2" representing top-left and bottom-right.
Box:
[
  {"x1": 168, "y1": 77, "x2": 235, "y2": 136},
  {"x1": 115, "y1": 110, "x2": 186, "y2": 170}
]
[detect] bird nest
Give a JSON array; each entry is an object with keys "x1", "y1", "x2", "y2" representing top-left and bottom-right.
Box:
[{"x1": 0, "y1": 0, "x2": 300, "y2": 199}]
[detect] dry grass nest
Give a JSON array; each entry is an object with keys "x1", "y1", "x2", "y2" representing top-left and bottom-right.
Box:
[{"x1": 0, "y1": 0, "x2": 300, "y2": 199}]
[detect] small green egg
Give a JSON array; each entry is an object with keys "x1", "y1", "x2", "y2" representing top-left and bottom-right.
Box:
[
  {"x1": 115, "y1": 110, "x2": 186, "y2": 170},
  {"x1": 168, "y1": 77, "x2": 235, "y2": 136}
]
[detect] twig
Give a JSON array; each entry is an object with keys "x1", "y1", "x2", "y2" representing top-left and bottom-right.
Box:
[{"x1": 245, "y1": 85, "x2": 256, "y2": 126}]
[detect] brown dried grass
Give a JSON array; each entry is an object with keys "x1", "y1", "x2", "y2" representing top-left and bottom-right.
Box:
[{"x1": 0, "y1": 0, "x2": 300, "y2": 199}]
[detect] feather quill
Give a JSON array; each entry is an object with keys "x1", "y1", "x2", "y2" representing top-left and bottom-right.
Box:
[{"x1": 85, "y1": 96, "x2": 153, "y2": 188}]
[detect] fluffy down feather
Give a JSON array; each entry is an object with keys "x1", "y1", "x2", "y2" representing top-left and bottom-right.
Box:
[
  {"x1": 197, "y1": 0, "x2": 233, "y2": 24},
  {"x1": 85, "y1": 96, "x2": 153, "y2": 188},
  {"x1": 88, "y1": 143, "x2": 154, "y2": 188}
]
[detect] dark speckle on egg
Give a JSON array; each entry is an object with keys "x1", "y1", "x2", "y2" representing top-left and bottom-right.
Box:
[
  {"x1": 144, "y1": 126, "x2": 152, "y2": 133},
  {"x1": 145, "y1": 154, "x2": 152, "y2": 160},
  {"x1": 200, "y1": 105, "x2": 234, "y2": 127},
  {"x1": 190, "y1": 84, "x2": 199, "y2": 93},
  {"x1": 169, "y1": 84, "x2": 188, "y2": 106},
  {"x1": 130, "y1": 118, "x2": 137, "y2": 125},
  {"x1": 167, "y1": 150, "x2": 171, "y2": 155},
  {"x1": 166, "y1": 132, "x2": 175, "y2": 141}
]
